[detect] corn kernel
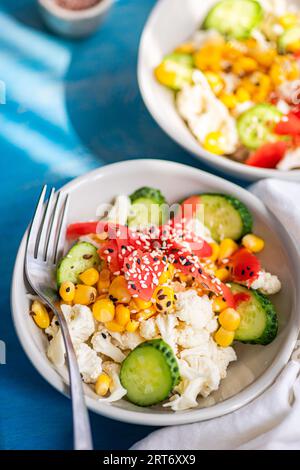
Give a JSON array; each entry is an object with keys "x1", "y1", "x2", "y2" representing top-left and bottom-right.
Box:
[
  {"x1": 220, "y1": 93, "x2": 238, "y2": 110},
  {"x1": 79, "y1": 267, "x2": 99, "y2": 286},
  {"x1": 105, "y1": 320, "x2": 125, "y2": 333},
  {"x1": 279, "y1": 13, "x2": 298, "y2": 29},
  {"x1": 175, "y1": 42, "x2": 195, "y2": 54},
  {"x1": 135, "y1": 306, "x2": 157, "y2": 321},
  {"x1": 204, "y1": 71, "x2": 224, "y2": 96},
  {"x1": 218, "y1": 238, "x2": 239, "y2": 261},
  {"x1": 219, "y1": 308, "x2": 240, "y2": 331},
  {"x1": 215, "y1": 268, "x2": 230, "y2": 282},
  {"x1": 97, "y1": 268, "x2": 111, "y2": 293},
  {"x1": 287, "y1": 40, "x2": 300, "y2": 53},
  {"x1": 154, "y1": 286, "x2": 175, "y2": 313},
  {"x1": 95, "y1": 373, "x2": 111, "y2": 397},
  {"x1": 208, "y1": 242, "x2": 220, "y2": 262},
  {"x1": 30, "y1": 300, "x2": 50, "y2": 329},
  {"x1": 176, "y1": 272, "x2": 189, "y2": 283},
  {"x1": 212, "y1": 296, "x2": 228, "y2": 313},
  {"x1": 233, "y1": 57, "x2": 257, "y2": 75},
  {"x1": 109, "y1": 275, "x2": 131, "y2": 303},
  {"x1": 242, "y1": 234, "x2": 265, "y2": 253},
  {"x1": 59, "y1": 281, "x2": 75, "y2": 302},
  {"x1": 92, "y1": 298, "x2": 115, "y2": 322},
  {"x1": 235, "y1": 87, "x2": 251, "y2": 103},
  {"x1": 126, "y1": 320, "x2": 140, "y2": 332},
  {"x1": 203, "y1": 131, "x2": 226, "y2": 155},
  {"x1": 115, "y1": 304, "x2": 130, "y2": 326},
  {"x1": 73, "y1": 285, "x2": 97, "y2": 305},
  {"x1": 134, "y1": 298, "x2": 153, "y2": 310},
  {"x1": 214, "y1": 327, "x2": 235, "y2": 347}
]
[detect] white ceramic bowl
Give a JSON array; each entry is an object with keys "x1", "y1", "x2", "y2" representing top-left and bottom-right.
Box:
[
  {"x1": 138, "y1": 0, "x2": 300, "y2": 182},
  {"x1": 11, "y1": 159, "x2": 300, "y2": 426},
  {"x1": 38, "y1": 0, "x2": 113, "y2": 38}
]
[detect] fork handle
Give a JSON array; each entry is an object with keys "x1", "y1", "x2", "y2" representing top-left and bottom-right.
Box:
[{"x1": 55, "y1": 310, "x2": 93, "y2": 450}]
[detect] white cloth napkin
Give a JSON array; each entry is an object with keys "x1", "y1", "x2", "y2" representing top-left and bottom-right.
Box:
[{"x1": 132, "y1": 179, "x2": 300, "y2": 451}]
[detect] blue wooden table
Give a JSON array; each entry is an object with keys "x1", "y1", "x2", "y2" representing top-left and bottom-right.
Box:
[{"x1": 0, "y1": 0, "x2": 246, "y2": 450}]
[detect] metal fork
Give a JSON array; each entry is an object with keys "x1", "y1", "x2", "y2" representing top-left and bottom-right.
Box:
[{"x1": 25, "y1": 186, "x2": 93, "y2": 450}]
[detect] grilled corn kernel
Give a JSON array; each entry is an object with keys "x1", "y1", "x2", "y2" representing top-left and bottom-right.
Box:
[
  {"x1": 235, "y1": 87, "x2": 251, "y2": 103},
  {"x1": 109, "y1": 275, "x2": 131, "y2": 303},
  {"x1": 214, "y1": 327, "x2": 235, "y2": 347},
  {"x1": 59, "y1": 281, "x2": 75, "y2": 302},
  {"x1": 135, "y1": 306, "x2": 157, "y2": 321},
  {"x1": 204, "y1": 71, "x2": 224, "y2": 96},
  {"x1": 115, "y1": 304, "x2": 130, "y2": 326},
  {"x1": 218, "y1": 238, "x2": 239, "y2": 261},
  {"x1": 97, "y1": 268, "x2": 111, "y2": 293},
  {"x1": 154, "y1": 286, "x2": 175, "y2": 313},
  {"x1": 219, "y1": 308, "x2": 240, "y2": 331},
  {"x1": 233, "y1": 56, "x2": 257, "y2": 75},
  {"x1": 79, "y1": 267, "x2": 100, "y2": 286},
  {"x1": 215, "y1": 268, "x2": 230, "y2": 282},
  {"x1": 220, "y1": 93, "x2": 238, "y2": 110},
  {"x1": 242, "y1": 234, "x2": 265, "y2": 253},
  {"x1": 208, "y1": 242, "x2": 220, "y2": 262},
  {"x1": 95, "y1": 373, "x2": 112, "y2": 397},
  {"x1": 287, "y1": 41, "x2": 300, "y2": 53},
  {"x1": 105, "y1": 320, "x2": 125, "y2": 333},
  {"x1": 279, "y1": 13, "x2": 298, "y2": 29},
  {"x1": 212, "y1": 296, "x2": 228, "y2": 313},
  {"x1": 73, "y1": 284, "x2": 97, "y2": 305},
  {"x1": 203, "y1": 131, "x2": 226, "y2": 155},
  {"x1": 30, "y1": 300, "x2": 50, "y2": 329},
  {"x1": 92, "y1": 298, "x2": 115, "y2": 322},
  {"x1": 126, "y1": 320, "x2": 140, "y2": 332},
  {"x1": 134, "y1": 298, "x2": 153, "y2": 310}
]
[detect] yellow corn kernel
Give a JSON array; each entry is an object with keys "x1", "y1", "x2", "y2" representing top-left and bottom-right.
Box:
[
  {"x1": 59, "y1": 281, "x2": 75, "y2": 302},
  {"x1": 212, "y1": 296, "x2": 228, "y2": 313},
  {"x1": 95, "y1": 373, "x2": 112, "y2": 397},
  {"x1": 218, "y1": 238, "x2": 239, "y2": 261},
  {"x1": 279, "y1": 13, "x2": 298, "y2": 29},
  {"x1": 235, "y1": 87, "x2": 251, "y2": 103},
  {"x1": 215, "y1": 268, "x2": 230, "y2": 282},
  {"x1": 220, "y1": 93, "x2": 238, "y2": 110},
  {"x1": 134, "y1": 298, "x2": 153, "y2": 310},
  {"x1": 128, "y1": 299, "x2": 139, "y2": 313},
  {"x1": 177, "y1": 272, "x2": 190, "y2": 283},
  {"x1": 208, "y1": 242, "x2": 220, "y2": 262},
  {"x1": 175, "y1": 42, "x2": 195, "y2": 54},
  {"x1": 105, "y1": 320, "x2": 125, "y2": 333},
  {"x1": 115, "y1": 304, "x2": 131, "y2": 326},
  {"x1": 30, "y1": 300, "x2": 50, "y2": 329},
  {"x1": 270, "y1": 57, "x2": 299, "y2": 86},
  {"x1": 214, "y1": 327, "x2": 235, "y2": 347},
  {"x1": 287, "y1": 40, "x2": 300, "y2": 53},
  {"x1": 219, "y1": 308, "x2": 241, "y2": 331},
  {"x1": 233, "y1": 57, "x2": 258, "y2": 75},
  {"x1": 109, "y1": 275, "x2": 131, "y2": 303},
  {"x1": 97, "y1": 268, "x2": 111, "y2": 293},
  {"x1": 204, "y1": 71, "x2": 224, "y2": 96},
  {"x1": 92, "y1": 298, "x2": 115, "y2": 322},
  {"x1": 73, "y1": 284, "x2": 97, "y2": 305},
  {"x1": 154, "y1": 63, "x2": 177, "y2": 88},
  {"x1": 126, "y1": 320, "x2": 140, "y2": 332},
  {"x1": 203, "y1": 131, "x2": 226, "y2": 155},
  {"x1": 154, "y1": 286, "x2": 175, "y2": 313},
  {"x1": 79, "y1": 267, "x2": 100, "y2": 286},
  {"x1": 194, "y1": 43, "x2": 223, "y2": 72},
  {"x1": 242, "y1": 234, "x2": 265, "y2": 253},
  {"x1": 135, "y1": 306, "x2": 157, "y2": 321}
]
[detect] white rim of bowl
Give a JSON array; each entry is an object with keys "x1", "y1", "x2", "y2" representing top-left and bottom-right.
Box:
[
  {"x1": 11, "y1": 159, "x2": 300, "y2": 426},
  {"x1": 137, "y1": 0, "x2": 300, "y2": 181},
  {"x1": 38, "y1": 0, "x2": 114, "y2": 21}
]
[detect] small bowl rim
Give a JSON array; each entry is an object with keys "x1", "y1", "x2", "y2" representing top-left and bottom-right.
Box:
[
  {"x1": 11, "y1": 159, "x2": 300, "y2": 426},
  {"x1": 137, "y1": 0, "x2": 300, "y2": 181},
  {"x1": 38, "y1": 0, "x2": 114, "y2": 21}
]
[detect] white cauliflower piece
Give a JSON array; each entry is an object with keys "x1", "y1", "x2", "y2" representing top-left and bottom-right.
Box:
[
  {"x1": 75, "y1": 343, "x2": 102, "y2": 384},
  {"x1": 175, "y1": 290, "x2": 214, "y2": 329},
  {"x1": 211, "y1": 344, "x2": 237, "y2": 379},
  {"x1": 251, "y1": 270, "x2": 281, "y2": 295},
  {"x1": 163, "y1": 378, "x2": 205, "y2": 411},
  {"x1": 91, "y1": 331, "x2": 125, "y2": 363},
  {"x1": 60, "y1": 304, "x2": 95, "y2": 345},
  {"x1": 155, "y1": 313, "x2": 179, "y2": 353},
  {"x1": 139, "y1": 317, "x2": 158, "y2": 340},
  {"x1": 100, "y1": 361, "x2": 127, "y2": 402},
  {"x1": 47, "y1": 328, "x2": 65, "y2": 367},
  {"x1": 110, "y1": 330, "x2": 144, "y2": 351},
  {"x1": 177, "y1": 325, "x2": 210, "y2": 349}
]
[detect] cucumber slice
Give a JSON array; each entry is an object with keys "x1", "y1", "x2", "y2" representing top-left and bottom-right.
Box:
[
  {"x1": 120, "y1": 339, "x2": 180, "y2": 407},
  {"x1": 237, "y1": 104, "x2": 282, "y2": 150},
  {"x1": 128, "y1": 187, "x2": 167, "y2": 228},
  {"x1": 155, "y1": 53, "x2": 194, "y2": 90},
  {"x1": 278, "y1": 26, "x2": 300, "y2": 53},
  {"x1": 57, "y1": 242, "x2": 100, "y2": 287},
  {"x1": 232, "y1": 283, "x2": 278, "y2": 345},
  {"x1": 202, "y1": 0, "x2": 263, "y2": 39},
  {"x1": 199, "y1": 194, "x2": 253, "y2": 242}
]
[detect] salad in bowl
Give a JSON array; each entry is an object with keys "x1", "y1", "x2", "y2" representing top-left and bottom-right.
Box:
[
  {"x1": 154, "y1": 0, "x2": 300, "y2": 171},
  {"x1": 29, "y1": 185, "x2": 282, "y2": 412}
]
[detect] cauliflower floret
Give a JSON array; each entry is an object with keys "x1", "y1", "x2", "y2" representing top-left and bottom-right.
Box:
[
  {"x1": 175, "y1": 290, "x2": 214, "y2": 329},
  {"x1": 163, "y1": 377, "x2": 205, "y2": 411},
  {"x1": 109, "y1": 330, "x2": 144, "y2": 351},
  {"x1": 211, "y1": 344, "x2": 237, "y2": 379},
  {"x1": 139, "y1": 317, "x2": 158, "y2": 340},
  {"x1": 251, "y1": 271, "x2": 281, "y2": 295},
  {"x1": 177, "y1": 324, "x2": 210, "y2": 349},
  {"x1": 100, "y1": 361, "x2": 127, "y2": 402},
  {"x1": 75, "y1": 343, "x2": 102, "y2": 384},
  {"x1": 156, "y1": 313, "x2": 179, "y2": 353},
  {"x1": 91, "y1": 331, "x2": 125, "y2": 363},
  {"x1": 60, "y1": 304, "x2": 95, "y2": 345}
]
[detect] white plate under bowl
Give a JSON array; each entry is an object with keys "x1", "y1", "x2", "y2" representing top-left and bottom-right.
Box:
[
  {"x1": 11, "y1": 159, "x2": 300, "y2": 426},
  {"x1": 138, "y1": 0, "x2": 300, "y2": 182}
]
